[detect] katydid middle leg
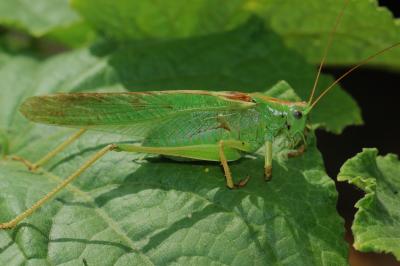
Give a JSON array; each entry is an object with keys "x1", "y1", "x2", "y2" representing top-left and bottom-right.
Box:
[
  {"x1": 118, "y1": 142, "x2": 248, "y2": 189},
  {"x1": 218, "y1": 141, "x2": 250, "y2": 189}
]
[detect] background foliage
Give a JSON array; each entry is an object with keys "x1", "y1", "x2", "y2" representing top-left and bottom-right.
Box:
[{"x1": 0, "y1": 0, "x2": 399, "y2": 265}]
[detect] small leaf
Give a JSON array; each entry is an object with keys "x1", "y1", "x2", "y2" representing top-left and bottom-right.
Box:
[
  {"x1": 338, "y1": 148, "x2": 400, "y2": 260},
  {"x1": 263, "y1": 80, "x2": 302, "y2": 102}
]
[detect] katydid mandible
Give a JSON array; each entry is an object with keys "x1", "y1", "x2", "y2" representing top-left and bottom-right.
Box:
[{"x1": 1, "y1": 0, "x2": 399, "y2": 229}]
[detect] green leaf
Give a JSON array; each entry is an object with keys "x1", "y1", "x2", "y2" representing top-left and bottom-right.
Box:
[
  {"x1": 338, "y1": 149, "x2": 400, "y2": 260},
  {"x1": 45, "y1": 21, "x2": 97, "y2": 48},
  {"x1": 0, "y1": 0, "x2": 96, "y2": 48},
  {"x1": 71, "y1": 0, "x2": 250, "y2": 40},
  {"x1": 72, "y1": 0, "x2": 400, "y2": 69},
  {"x1": 257, "y1": 0, "x2": 400, "y2": 69},
  {"x1": 0, "y1": 53, "x2": 349, "y2": 265},
  {"x1": 263, "y1": 80, "x2": 302, "y2": 102}
]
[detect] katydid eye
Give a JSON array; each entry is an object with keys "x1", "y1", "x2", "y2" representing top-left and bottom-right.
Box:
[{"x1": 293, "y1": 110, "x2": 302, "y2": 119}]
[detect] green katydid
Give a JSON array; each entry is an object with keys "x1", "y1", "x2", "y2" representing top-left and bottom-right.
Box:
[{"x1": 1, "y1": 0, "x2": 400, "y2": 230}]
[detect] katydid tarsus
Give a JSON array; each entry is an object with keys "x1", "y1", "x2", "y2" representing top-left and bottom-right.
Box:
[{"x1": 1, "y1": 0, "x2": 400, "y2": 229}]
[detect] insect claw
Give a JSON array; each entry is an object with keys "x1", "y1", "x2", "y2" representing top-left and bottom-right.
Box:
[
  {"x1": 0, "y1": 222, "x2": 13, "y2": 230},
  {"x1": 264, "y1": 166, "x2": 272, "y2": 181},
  {"x1": 11, "y1": 156, "x2": 38, "y2": 171},
  {"x1": 288, "y1": 145, "x2": 306, "y2": 158},
  {"x1": 234, "y1": 176, "x2": 251, "y2": 188},
  {"x1": 29, "y1": 164, "x2": 39, "y2": 172}
]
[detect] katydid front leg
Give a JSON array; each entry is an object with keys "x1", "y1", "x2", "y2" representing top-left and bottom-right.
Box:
[
  {"x1": 264, "y1": 141, "x2": 273, "y2": 181},
  {"x1": 264, "y1": 141, "x2": 306, "y2": 180},
  {"x1": 12, "y1": 129, "x2": 87, "y2": 171}
]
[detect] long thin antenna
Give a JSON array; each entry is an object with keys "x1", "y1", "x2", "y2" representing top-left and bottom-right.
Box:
[
  {"x1": 309, "y1": 42, "x2": 400, "y2": 110},
  {"x1": 308, "y1": 0, "x2": 350, "y2": 105}
]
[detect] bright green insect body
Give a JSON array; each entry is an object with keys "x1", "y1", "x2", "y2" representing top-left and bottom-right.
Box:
[{"x1": 20, "y1": 88, "x2": 308, "y2": 178}]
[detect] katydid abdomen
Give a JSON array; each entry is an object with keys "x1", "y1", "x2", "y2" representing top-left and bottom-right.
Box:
[{"x1": 142, "y1": 109, "x2": 266, "y2": 160}]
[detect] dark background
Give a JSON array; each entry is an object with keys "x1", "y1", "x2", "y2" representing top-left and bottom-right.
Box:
[{"x1": 317, "y1": 0, "x2": 400, "y2": 264}]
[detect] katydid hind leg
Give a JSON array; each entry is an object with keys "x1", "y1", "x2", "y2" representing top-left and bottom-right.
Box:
[
  {"x1": 12, "y1": 128, "x2": 87, "y2": 171},
  {"x1": 1, "y1": 141, "x2": 249, "y2": 228},
  {"x1": 0, "y1": 143, "x2": 115, "y2": 229},
  {"x1": 11, "y1": 155, "x2": 37, "y2": 170},
  {"x1": 32, "y1": 128, "x2": 87, "y2": 170}
]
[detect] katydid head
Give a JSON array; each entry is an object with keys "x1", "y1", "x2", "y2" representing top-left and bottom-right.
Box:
[{"x1": 286, "y1": 105, "x2": 308, "y2": 142}]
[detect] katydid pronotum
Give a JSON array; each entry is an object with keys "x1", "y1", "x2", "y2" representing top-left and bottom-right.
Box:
[{"x1": 1, "y1": 0, "x2": 400, "y2": 229}]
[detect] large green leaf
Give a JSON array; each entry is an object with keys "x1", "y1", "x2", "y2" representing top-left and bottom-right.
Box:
[
  {"x1": 72, "y1": 0, "x2": 400, "y2": 69},
  {"x1": 0, "y1": 51, "x2": 348, "y2": 265},
  {"x1": 338, "y1": 149, "x2": 400, "y2": 260}
]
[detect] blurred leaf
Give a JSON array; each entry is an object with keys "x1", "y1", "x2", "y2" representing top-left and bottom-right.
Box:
[
  {"x1": 72, "y1": 0, "x2": 400, "y2": 69},
  {"x1": 0, "y1": 0, "x2": 79, "y2": 36},
  {"x1": 338, "y1": 149, "x2": 400, "y2": 260},
  {"x1": 71, "y1": 0, "x2": 250, "y2": 40},
  {"x1": 0, "y1": 0, "x2": 95, "y2": 48},
  {"x1": 46, "y1": 21, "x2": 96, "y2": 48},
  {"x1": 0, "y1": 47, "x2": 10, "y2": 65},
  {"x1": 0, "y1": 51, "x2": 348, "y2": 266}
]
